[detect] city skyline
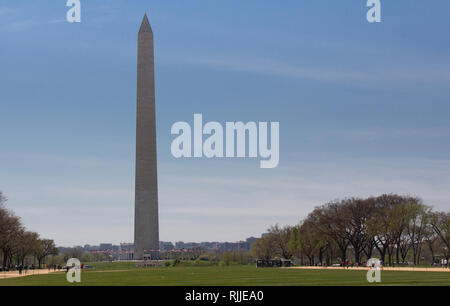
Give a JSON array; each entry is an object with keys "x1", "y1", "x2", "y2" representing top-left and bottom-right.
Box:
[
  {"x1": 1, "y1": 1, "x2": 450, "y2": 246},
  {"x1": 58, "y1": 235, "x2": 261, "y2": 250}
]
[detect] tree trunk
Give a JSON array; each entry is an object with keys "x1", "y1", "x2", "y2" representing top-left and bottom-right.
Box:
[
  {"x1": 374, "y1": 242, "x2": 386, "y2": 264},
  {"x1": 355, "y1": 248, "x2": 361, "y2": 265},
  {"x1": 8, "y1": 253, "x2": 13, "y2": 268},
  {"x1": 428, "y1": 242, "x2": 435, "y2": 264},
  {"x1": 340, "y1": 247, "x2": 347, "y2": 266},
  {"x1": 401, "y1": 252, "x2": 407, "y2": 263},
  {"x1": 2, "y1": 252, "x2": 7, "y2": 269},
  {"x1": 365, "y1": 245, "x2": 373, "y2": 260},
  {"x1": 387, "y1": 251, "x2": 393, "y2": 266},
  {"x1": 416, "y1": 246, "x2": 422, "y2": 265},
  {"x1": 395, "y1": 246, "x2": 400, "y2": 265}
]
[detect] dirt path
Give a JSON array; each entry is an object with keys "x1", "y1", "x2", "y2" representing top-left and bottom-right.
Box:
[
  {"x1": 288, "y1": 266, "x2": 450, "y2": 272},
  {"x1": 1, "y1": 268, "x2": 152, "y2": 279},
  {"x1": 0, "y1": 269, "x2": 62, "y2": 279}
]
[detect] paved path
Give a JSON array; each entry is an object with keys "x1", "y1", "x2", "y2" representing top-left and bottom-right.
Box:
[
  {"x1": 288, "y1": 266, "x2": 450, "y2": 272},
  {"x1": 0, "y1": 269, "x2": 62, "y2": 279}
]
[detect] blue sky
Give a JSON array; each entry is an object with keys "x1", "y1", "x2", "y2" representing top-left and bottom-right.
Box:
[{"x1": 1, "y1": 1, "x2": 450, "y2": 246}]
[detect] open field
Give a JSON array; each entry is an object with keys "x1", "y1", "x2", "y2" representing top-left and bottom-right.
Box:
[
  {"x1": 290, "y1": 266, "x2": 450, "y2": 272},
  {"x1": 0, "y1": 262, "x2": 449, "y2": 286}
]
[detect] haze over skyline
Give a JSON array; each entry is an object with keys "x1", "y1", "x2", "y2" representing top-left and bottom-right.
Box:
[{"x1": 1, "y1": 1, "x2": 450, "y2": 246}]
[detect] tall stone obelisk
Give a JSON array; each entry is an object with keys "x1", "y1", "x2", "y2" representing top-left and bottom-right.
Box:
[{"x1": 134, "y1": 14, "x2": 159, "y2": 260}]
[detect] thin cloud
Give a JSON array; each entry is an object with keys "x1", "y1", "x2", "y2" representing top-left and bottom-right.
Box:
[
  {"x1": 163, "y1": 54, "x2": 450, "y2": 87},
  {"x1": 170, "y1": 54, "x2": 370, "y2": 84},
  {"x1": 0, "y1": 7, "x2": 12, "y2": 16},
  {"x1": 321, "y1": 126, "x2": 450, "y2": 141},
  {"x1": 0, "y1": 18, "x2": 65, "y2": 32}
]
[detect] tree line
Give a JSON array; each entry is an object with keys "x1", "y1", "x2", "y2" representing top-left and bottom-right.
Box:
[
  {"x1": 251, "y1": 194, "x2": 450, "y2": 266},
  {"x1": 0, "y1": 191, "x2": 58, "y2": 269}
]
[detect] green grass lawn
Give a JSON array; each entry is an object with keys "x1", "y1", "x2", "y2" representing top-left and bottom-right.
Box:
[{"x1": 0, "y1": 263, "x2": 449, "y2": 286}]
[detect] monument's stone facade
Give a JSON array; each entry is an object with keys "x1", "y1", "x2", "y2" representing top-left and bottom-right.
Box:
[{"x1": 134, "y1": 14, "x2": 159, "y2": 260}]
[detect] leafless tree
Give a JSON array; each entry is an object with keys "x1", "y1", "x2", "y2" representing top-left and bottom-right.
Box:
[
  {"x1": 251, "y1": 235, "x2": 276, "y2": 260},
  {"x1": 0, "y1": 206, "x2": 23, "y2": 268},
  {"x1": 13, "y1": 230, "x2": 40, "y2": 265},
  {"x1": 34, "y1": 239, "x2": 58, "y2": 268},
  {"x1": 298, "y1": 220, "x2": 320, "y2": 265},
  {"x1": 267, "y1": 224, "x2": 293, "y2": 259},
  {"x1": 341, "y1": 198, "x2": 376, "y2": 264},
  {"x1": 309, "y1": 202, "x2": 350, "y2": 264},
  {"x1": 367, "y1": 194, "x2": 408, "y2": 265},
  {"x1": 404, "y1": 200, "x2": 431, "y2": 264},
  {"x1": 430, "y1": 212, "x2": 450, "y2": 251}
]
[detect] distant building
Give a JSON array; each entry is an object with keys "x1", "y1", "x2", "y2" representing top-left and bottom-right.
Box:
[
  {"x1": 175, "y1": 241, "x2": 186, "y2": 249},
  {"x1": 118, "y1": 243, "x2": 134, "y2": 260},
  {"x1": 99, "y1": 243, "x2": 113, "y2": 251},
  {"x1": 160, "y1": 241, "x2": 174, "y2": 251},
  {"x1": 246, "y1": 237, "x2": 258, "y2": 248},
  {"x1": 58, "y1": 234, "x2": 263, "y2": 260}
]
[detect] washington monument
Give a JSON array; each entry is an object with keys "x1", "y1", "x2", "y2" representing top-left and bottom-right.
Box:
[{"x1": 134, "y1": 14, "x2": 159, "y2": 260}]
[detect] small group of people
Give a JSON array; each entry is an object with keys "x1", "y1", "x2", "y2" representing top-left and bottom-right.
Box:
[
  {"x1": 343, "y1": 260, "x2": 359, "y2": 268},
  {"x1": 343, "y1": 259, "x2": 383, "y2": 269},
  {"x1": 46, "y1": 263, "x2": 84, "y2": 273},
  {"x1": 46, "y1": 264, "x2": 63, "y2": 271},
  {"x1": 0, "y1": 264, "x2": 36, "y2": 274},
  {"x1": 440, "y1": 258, "x2": 449, "y2": 268}
]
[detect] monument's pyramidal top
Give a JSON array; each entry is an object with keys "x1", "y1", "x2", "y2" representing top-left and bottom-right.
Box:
[{"x1": 139, "y1": 13, "x2": 152, "y2": 34}]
